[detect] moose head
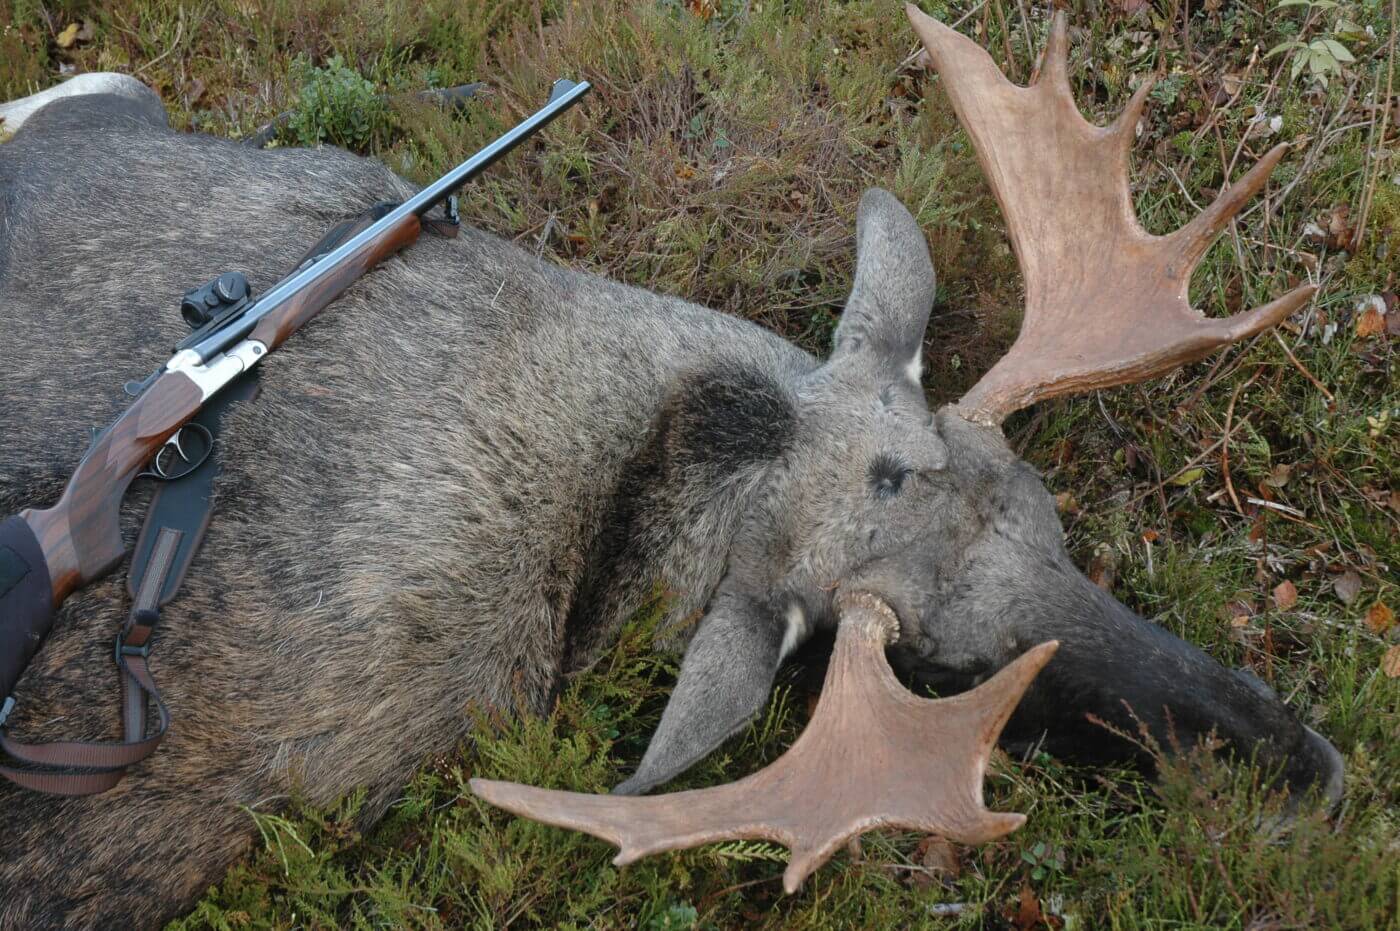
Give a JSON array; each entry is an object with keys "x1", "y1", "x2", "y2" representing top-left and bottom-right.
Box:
[{"x1": 474, "y1": 7, "x2": 1341, "y2": 887}]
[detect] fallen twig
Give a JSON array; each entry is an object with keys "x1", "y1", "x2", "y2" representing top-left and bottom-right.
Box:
[
  {"x1": 1246, "y1": 497, "x2": 1306, "y2": 518},
  {"x1": 1221, "y1": 368, "x2": 1262, "y2": 516},
  {"x1": 1126, "y1": 413, "x2": 1254, "y2": 507},
  {"x1": 1271, "y1": 330, "x2": 1333, "y2": 403}
]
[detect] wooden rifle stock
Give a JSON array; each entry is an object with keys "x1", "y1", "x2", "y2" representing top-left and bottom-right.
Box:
[
  {"x1": 0, "y1": 370, "x2": 201, "y2": 704},
  {"x1": 10, "y1": 210, "x2": 421, "y2": 610},
  {"x1": 249, "y1": 211, "x2": 421, "y2": 351},
  {"x1": 14, "y1": 211, "x2": 421, "y2": 607},
  {"x1": 20, "y1": 371, "x2": 204, "y2": 605}
]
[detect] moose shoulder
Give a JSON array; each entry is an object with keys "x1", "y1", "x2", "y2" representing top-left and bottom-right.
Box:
[{"x1": 0, "y1": 49, "x2": 1338, "y2": 931}]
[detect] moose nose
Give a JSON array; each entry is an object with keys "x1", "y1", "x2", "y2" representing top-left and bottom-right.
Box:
[
  {"x1": 1301, "y1": 725, "x2": 1345, "y2": 812},
  {"x1": 1230, "y1": 668, "x2": 1343, "y2": 811}
]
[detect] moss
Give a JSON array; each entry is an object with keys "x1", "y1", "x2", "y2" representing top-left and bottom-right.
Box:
[{"x1": 1345, "y1": 181, "x2": 1400, "y2": 287}]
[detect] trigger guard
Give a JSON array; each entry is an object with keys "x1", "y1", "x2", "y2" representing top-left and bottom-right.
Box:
[{"x1": 142, "y1": 423, "x2": 214, "y2": 481}]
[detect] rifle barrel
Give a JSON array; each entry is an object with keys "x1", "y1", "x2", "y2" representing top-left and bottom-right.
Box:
[{"x1": 186, "y1": 78, "x2": 591, "y2": 362}]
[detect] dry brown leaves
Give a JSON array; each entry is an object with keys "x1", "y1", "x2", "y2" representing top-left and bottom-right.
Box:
[
  {"x1": 685, "y1": 0, "x2": 718, "y2": 20},
  {"x1": 1087, "y1": 545, "x2": 1118, "y2": 592},
  {"x1": 1354, "y1": 293, "x2": 1397, "y2": 340},
  {"x1": 1008, "y1": 881, "x2": 1058, "y2": 929},
  {"x1": 1382, "y1": 645, "x2": 1400, "y2": 679},
  {"x1": 1310, "y1": 203, "x2": 1359, "y2": 252},
  {"x1": 1273, "y1": 580, "x2": 1299, "y2": 611},
  {"x1": 1264, "y1": 463, "x2": 1294, "y2": 488},
  {"x1": 1365, "y1": 602, "x2": 1395, "y2": 635},
  {"x1": 1333, "y1": 570, "x2": 1364, "y2": 605},
  {"x1": 907, "y1": 834, "x2": 962, "y2": 891},
  {"x1": 1222, "y1": 593, "x2": 1257, "y2": 627},
  {"x1": 1356, "y1": 305, "x2": 1386, "y2": 338}
]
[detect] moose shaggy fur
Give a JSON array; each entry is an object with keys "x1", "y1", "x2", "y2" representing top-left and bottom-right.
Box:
[{"x1": 0, "y1": 78, "x2": 1340, "y2": 928}]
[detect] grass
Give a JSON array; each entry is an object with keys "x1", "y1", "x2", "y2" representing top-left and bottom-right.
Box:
[{"x1": 4, "y1": 0, "x2": 1398, "y2": 926}]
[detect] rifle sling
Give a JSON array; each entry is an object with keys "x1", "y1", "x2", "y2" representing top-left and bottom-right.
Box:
[{"x1": 0, "y1": 372, "x2": 259, "y2": 795}]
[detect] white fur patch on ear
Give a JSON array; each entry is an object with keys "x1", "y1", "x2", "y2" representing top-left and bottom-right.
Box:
[
  {"x1": 905, "y1": 349, "x2": 923, "y2": 386},
  {"x1": 779, "y1": 602, "x2": 811, "y2": 662}
]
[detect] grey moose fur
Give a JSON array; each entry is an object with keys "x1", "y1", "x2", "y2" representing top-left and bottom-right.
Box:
[{"x1": 0, "y1": 78, "x2": 1341, "y2": 928}]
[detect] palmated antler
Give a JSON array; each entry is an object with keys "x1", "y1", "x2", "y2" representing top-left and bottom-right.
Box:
[
  {"x1": 906, "y1": 5, "x2": 1317, "y2": 425},
  {"x1": 471, "y1": 592, "x2": 1058, "y2": 892}
]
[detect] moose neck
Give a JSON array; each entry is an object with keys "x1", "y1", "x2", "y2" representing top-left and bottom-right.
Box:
[
  {"x1": 561, "y1": 360, "x2": 800, "y2": 669},
  {"x1": 473, "y1": 242, "x2": 814, "y2": 672}
]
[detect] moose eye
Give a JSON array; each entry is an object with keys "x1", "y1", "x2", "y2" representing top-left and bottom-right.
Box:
[{"x1": 868, "y1": 454, "x2": 911, "y2": 499}]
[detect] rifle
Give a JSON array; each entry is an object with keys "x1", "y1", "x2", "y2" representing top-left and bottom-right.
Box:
[{"x1": 0, "y1": 78, "x2": 591, "y2": 767}]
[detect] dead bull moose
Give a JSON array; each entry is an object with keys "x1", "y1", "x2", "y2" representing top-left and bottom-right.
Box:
[{"x1": 0, "y1": 6, "x2": 1341, "y2": 926}]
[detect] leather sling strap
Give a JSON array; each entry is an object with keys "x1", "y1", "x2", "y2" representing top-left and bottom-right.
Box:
[
  {"x1": 0, "y1": 533, "x2": 178, "y2": 795},
  {"x1": 0, "y1": 373, "x2": 259, "y2": 795}
]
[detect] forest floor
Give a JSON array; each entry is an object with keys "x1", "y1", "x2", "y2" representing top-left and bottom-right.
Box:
[{"x1": 3, "y1": 0, "x2": 1397, "y2": 927}]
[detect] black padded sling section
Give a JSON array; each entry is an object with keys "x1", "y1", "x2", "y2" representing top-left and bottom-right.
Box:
[{"x1": 0, "y1": 515, "x2": 55, "y2": 705}]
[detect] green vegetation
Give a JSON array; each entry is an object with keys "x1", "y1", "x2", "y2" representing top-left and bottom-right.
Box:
[
  {"x1": 285, "y1": 55, "x2": 391, "y2": 149},
  {"x1": 4, "y1": 0, "x2": 1397, "y2": 926}
]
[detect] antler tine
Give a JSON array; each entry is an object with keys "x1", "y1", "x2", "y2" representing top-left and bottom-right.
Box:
[
  {"x1": 1036, "y1": 8, "x2": 1070, "y2": 89},
  {"x1": 472, "y1": 592, "x2": 1058, "y2": 893},
  {"x1": 906, "y1": 5, "x2": 1318, "y2": 425},
  {"x1": 1112, "y1": 79, "x2": 1156, "y2": 154},
  {"x1": 1171, "y1": 143, "x2": 1290, "y2": 267}
]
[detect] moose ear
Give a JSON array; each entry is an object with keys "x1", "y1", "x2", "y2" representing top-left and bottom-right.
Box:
[
  {"x1": 828, "y1": 188, "x2": 936, "y2": 387},
  {"x1": 612, "y1": 594, "x2": 787, "y2": 796}
]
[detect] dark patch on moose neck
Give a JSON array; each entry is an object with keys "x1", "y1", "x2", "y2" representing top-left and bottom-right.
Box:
[{"x1": 563, "y1": 364, "x2": 796, "y2": 668}]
